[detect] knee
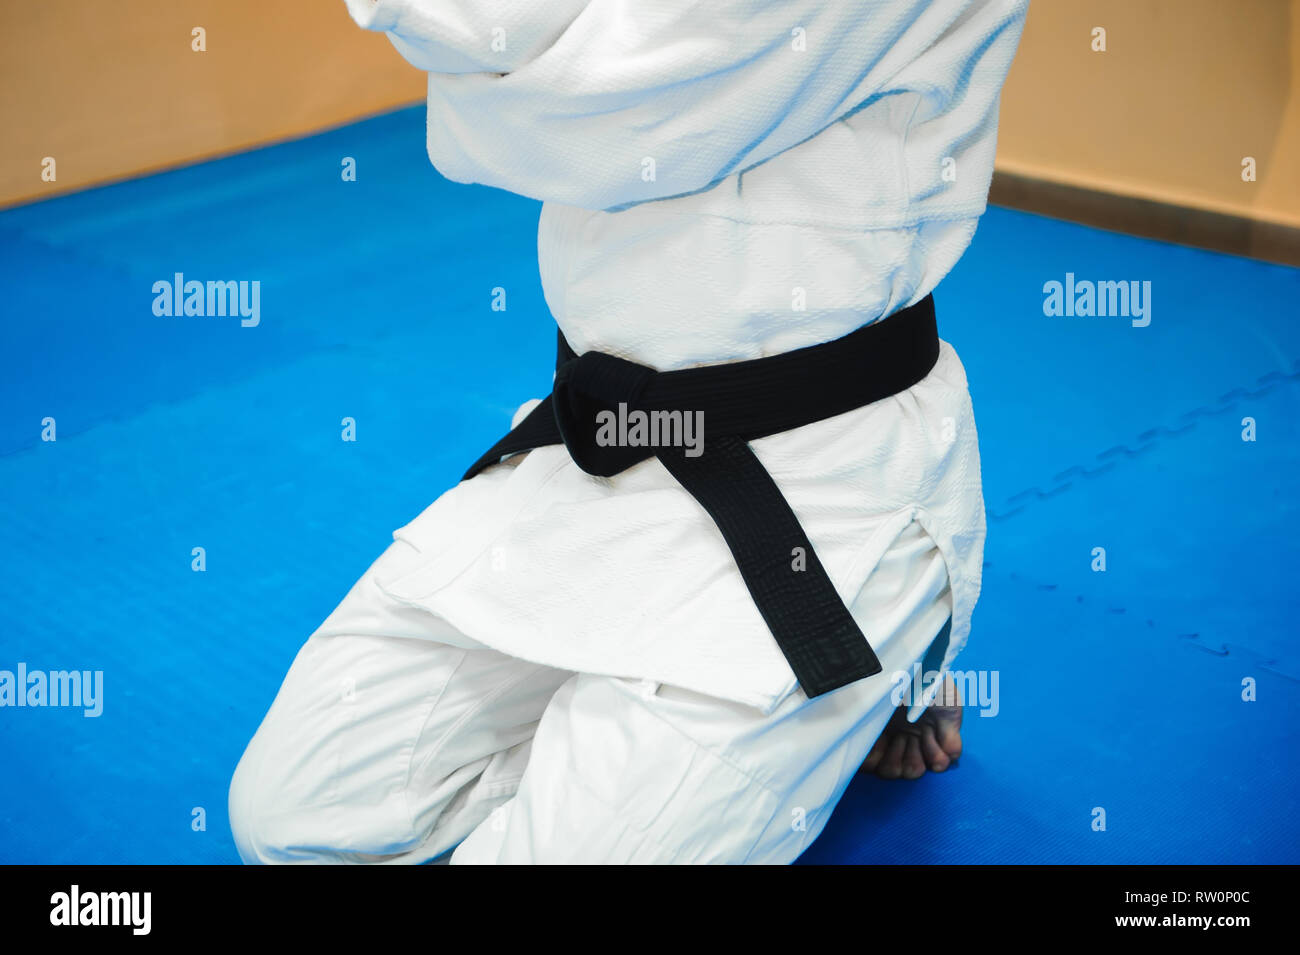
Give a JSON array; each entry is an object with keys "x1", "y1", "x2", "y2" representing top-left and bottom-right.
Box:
[
  {"x1": 227, "y1": 639, "x2": 348, "y2": 864},
  {"x1": 228, "y1": 709, "x2": 425, "y2": 864},
  {"x1": 228, "y1": 731, "x2": 325, "y2": 865},
  {"x1": 228, "y1": 738, "x2": 283, "y2": 864}
]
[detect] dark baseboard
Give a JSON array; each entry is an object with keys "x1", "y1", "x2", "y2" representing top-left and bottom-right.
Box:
[{"x1": 989, "y1": 171, "x2": 1300, "y2": 268}]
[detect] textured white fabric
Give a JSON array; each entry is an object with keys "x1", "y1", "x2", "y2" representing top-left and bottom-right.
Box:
[
  {"x1": 337, "y1": 0, "x2": 1025, "y2": 714},
  {"x1": 230, "y1": 524, "x2": 950, "y2": 864},
  {"x1": 379, "y1": 341, "x2": 981, "y2": 716},
  {"x1": 345, "y1": 0, "x2": 1029, "y2": 367}
]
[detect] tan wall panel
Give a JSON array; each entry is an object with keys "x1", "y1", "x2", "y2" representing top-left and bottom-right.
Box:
[
  {"x1": 0, "y1": 0, "x2": 425, "y2": 207},
  {"x1": 997, "y1": 0, "x2": 1300, "y2": 228}
]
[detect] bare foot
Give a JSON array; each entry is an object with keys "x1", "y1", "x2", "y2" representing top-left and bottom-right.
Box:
[{"x1": 861, "y1": 671, "x2": 962, "y2": 780}]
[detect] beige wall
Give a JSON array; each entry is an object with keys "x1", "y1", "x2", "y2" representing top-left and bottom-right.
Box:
[
  {"x1": 3, "y1": 0, "x2": 1298, "y2": 236},
  {"x1": 998, "y1": 0, "x2": 1300, "y2": 229},
  {"x1": 0, "y1": 0, "x2": 424, "y2": 207}
]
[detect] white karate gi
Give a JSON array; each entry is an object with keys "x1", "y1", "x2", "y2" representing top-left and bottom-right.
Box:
[{"x1": 229, "y1": 0, "x2": 1028, "y2": 864}]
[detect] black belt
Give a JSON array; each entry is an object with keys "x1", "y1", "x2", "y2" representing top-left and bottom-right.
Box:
[{"x1": 464, "y1": 295, "x2": 940, "y2": 698}]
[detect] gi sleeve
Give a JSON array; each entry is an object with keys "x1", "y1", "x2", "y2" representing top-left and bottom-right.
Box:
[
  {"x1": 341, "y1": 0, "x2": 591, "y2": 74},
  {"x1": 344, "y1": 0, "x2": 1023, "y2": 211}
]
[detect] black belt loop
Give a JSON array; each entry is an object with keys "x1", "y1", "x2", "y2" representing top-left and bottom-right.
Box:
[{"x1": 462, "y1": 296, "x2": 939, "y2": 697}]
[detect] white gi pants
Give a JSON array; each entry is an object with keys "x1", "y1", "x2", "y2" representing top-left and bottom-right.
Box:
[{"x1": 229, "y1": 516, "x2": 952, "y2": 865}]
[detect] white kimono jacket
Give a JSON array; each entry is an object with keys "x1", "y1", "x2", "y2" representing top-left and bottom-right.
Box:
[{"x1": 342, "y1": 0, "x2": 1028, "y2": 715}]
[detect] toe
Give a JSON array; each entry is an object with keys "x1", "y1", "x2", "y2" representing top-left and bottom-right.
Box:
[
  {"x1": 920, "y1": 722, "x2": 950, "y2": 772},
  {"x1": 902, "y1": 734, "x2": 926, "y2": 780},
  {"x1": 930, "y1": 675, "x2": 963, "y2": 760},
  {"x1": 933, "y1": 712, "x2": 962, "y2": 761},
  {"x1": 876, "y1": 732, "x2": 909, "y2": 779}
]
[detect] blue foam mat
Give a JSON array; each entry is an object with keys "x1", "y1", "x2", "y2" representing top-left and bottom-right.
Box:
[{"x1": 1, "y1": 106, "x2": 1297, "y2": 863}]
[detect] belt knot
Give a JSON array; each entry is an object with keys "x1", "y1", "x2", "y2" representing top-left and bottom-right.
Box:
[{"x1": 552, "y1": 350, "x2": 659, "y2": 477}]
